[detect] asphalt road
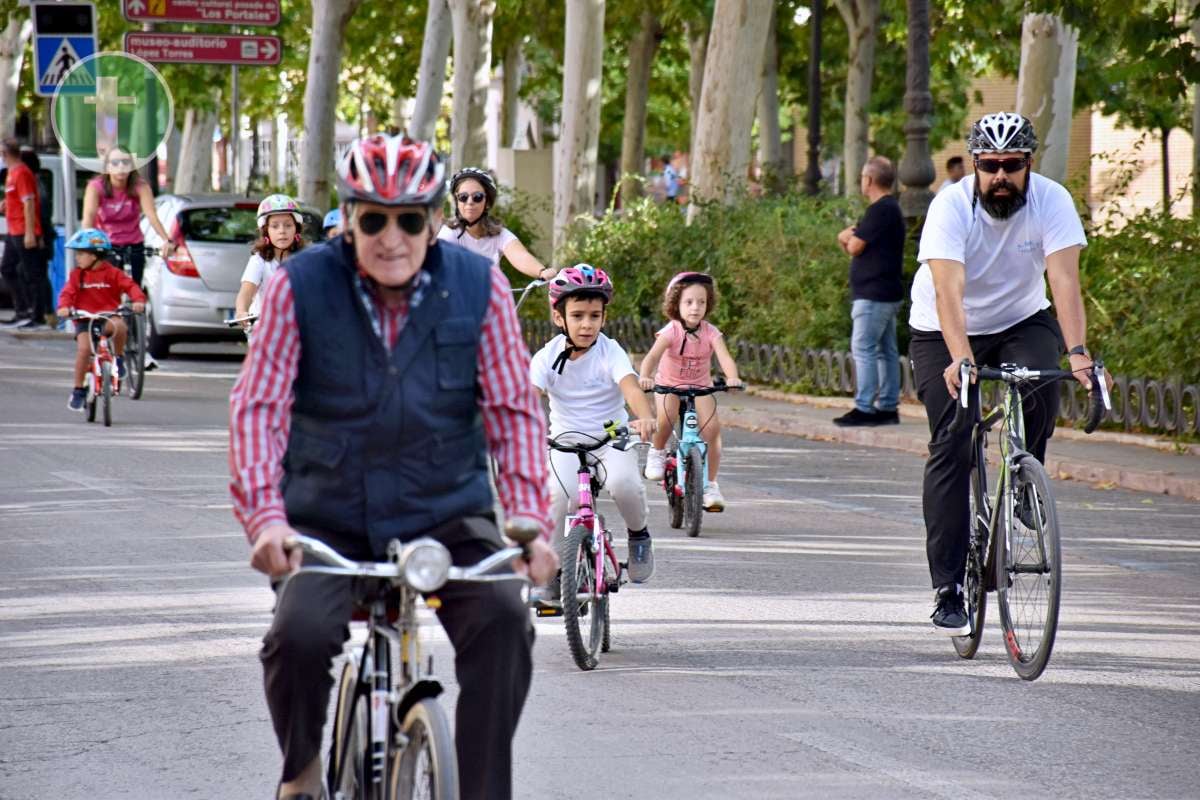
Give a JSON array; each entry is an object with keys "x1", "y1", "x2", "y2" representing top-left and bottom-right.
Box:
[{"x1": 1, "y1": 333, "x2": 1197, "y2": 800}]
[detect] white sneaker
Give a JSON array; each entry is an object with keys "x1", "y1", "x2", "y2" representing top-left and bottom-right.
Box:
[
  {"x1": 644, "y1": 448, "x2": 666, "y2": 481},
  {"x1": 703, "y1": 482, "x2": 725, "y2": 512}
]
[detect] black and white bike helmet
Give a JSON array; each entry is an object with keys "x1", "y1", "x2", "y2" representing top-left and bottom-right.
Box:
[{"x1": 967, "y1": 113, "x2": 1038, "y2": 154}]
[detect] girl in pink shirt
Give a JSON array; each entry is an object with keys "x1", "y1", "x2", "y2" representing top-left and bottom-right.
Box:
[{"x1": 638, "y1": 272, "x2": 742, "y2": 511}]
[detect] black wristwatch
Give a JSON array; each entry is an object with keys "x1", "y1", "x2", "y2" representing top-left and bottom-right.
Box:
[{"x1": 1067, "y1": 345, "x2": 1090, "y2": 358}]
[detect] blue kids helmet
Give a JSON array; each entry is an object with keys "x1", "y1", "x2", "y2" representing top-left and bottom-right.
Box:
[
  {"x1": 323, "y1": 208, "x2": 342, "y2": 230},
  {"x1": 65, "y1": 228, "x2": 113, "y2": 253}
]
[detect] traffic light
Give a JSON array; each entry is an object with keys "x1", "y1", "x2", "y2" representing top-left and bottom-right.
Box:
[{"x1": 32, "y1": 3, "x2": 95, "y2": 36}]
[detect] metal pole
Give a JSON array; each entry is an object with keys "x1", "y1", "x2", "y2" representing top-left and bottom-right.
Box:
[
  {"x1": 804, "y1": 0, "x2": 823, "y2": 196},
  {"x1": 143, "y1": 22, "x2": 158, "y2": 195},
  {"x1": 231, "y1": 64, "x2": 239, "y2": 194},
  {"x1": 898, "y1": 0, "x2": 935, "y2": 221}
]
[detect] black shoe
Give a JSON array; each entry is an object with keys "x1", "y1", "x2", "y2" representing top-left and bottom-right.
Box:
[
  {"x1": 1015, "y1": 488, "x2": 1046, "y2": 531},
  {"x1": 833, "y1": 408, "x2": 881, "y2": 427},
  {"x1": 875, "y1": 409, "x2": 900, "y2": 425},
  {"x1": 1, "y1": 316, "x2": 29, "y2": 328},
  {"x1": 16, "y1": 318, "x2": 43, "y2": 330},
  {"x1": 931, "y1": 584, "x2": 969, "y2": 636},
  {"x1": 68, "y1": 387, "x2": 87, "y2": 411}
]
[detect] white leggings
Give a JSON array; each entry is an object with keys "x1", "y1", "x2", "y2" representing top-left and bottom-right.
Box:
[{"x1": 547, "y1": 443, "x2": 649, "y2": 549}]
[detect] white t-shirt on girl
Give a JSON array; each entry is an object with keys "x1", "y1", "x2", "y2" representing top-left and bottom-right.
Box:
[
  {"x1": 240, "y1": 253, "x2": 281, "y2": 317},
  {"x1": 437, "y1": 225, "x2": 517, "y2": 270},
  {"x1": 530, "y1": 332, "x2": 636, "y2": 438}
]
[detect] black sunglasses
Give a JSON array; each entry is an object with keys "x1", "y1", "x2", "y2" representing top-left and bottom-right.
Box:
[
  {"x1": 357, "y1": 210, "x2": 427, "y2": 236},
  {"x1": 975, "y1": 156, "x2": 1028, "y2": 174},
  {"x1": 456, "y1": 191, "x2": 486, "y2": 204}
]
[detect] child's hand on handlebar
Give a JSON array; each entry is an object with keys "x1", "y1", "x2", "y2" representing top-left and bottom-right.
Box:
[
  {"x1": 131, "y1": 302, "x2": 145, "y2": 313},
  {"x1": 628, "y1": 418, "x2": 656, "y2": 442},
  {"x1": 56, "y1": 306, "x2": 70, "y2": 319},
  {"x1": 638, "y1": 375, "x2": 654, "y2": 391}
]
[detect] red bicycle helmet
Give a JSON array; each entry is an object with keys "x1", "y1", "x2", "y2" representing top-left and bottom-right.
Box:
[
  {"x1": 336, "y1": 134, "x2": 447, "y2": 207},
  {"x1": 548, "y1": 264, "x2": 613, "y2": 308}
]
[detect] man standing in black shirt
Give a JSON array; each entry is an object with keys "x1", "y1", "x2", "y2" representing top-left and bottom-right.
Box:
[{"x1": 834, "y1": 156, "x2": 906, "y2": 426}]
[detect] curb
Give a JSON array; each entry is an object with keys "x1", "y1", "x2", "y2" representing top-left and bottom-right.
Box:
[
  {"x1": 724, "y1": 397, "x2": 1200, "y2": 503},
  {"x1": 3, "y1": 328, "x2": 74, "y2": 341}
]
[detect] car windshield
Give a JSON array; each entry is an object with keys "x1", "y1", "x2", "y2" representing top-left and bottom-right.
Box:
[{"x1": 179, "y1": 206, "x2": 325, "y2": 243}]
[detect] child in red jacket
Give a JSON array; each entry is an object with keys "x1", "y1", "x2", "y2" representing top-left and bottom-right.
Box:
[{"x1": 56, "y1": 228, "x2": 146, "y2": 411}]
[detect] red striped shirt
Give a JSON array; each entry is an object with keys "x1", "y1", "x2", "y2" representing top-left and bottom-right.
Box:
[{"x1": 229, "y1": 265, "x2": 549, "y2": 542}]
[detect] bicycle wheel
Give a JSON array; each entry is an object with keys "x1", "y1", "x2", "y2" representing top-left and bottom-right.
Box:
[
  {"x1": 101, "y1": 362, "x2": 113, "y2": 427},
  {"x1": 560, "y1": 525, "x2": 603, "y2": 670},
  {"x1": 684, "y1": 449, "x2": 704, "y2": 538},
  {"x1": 953, "y1": 444, "x2": 990, "y2": 659},
  {"x1": 666, "y1": 457, "x2": 684, "y2": 529},
  {"x1": 996, "y1": 454, "x2": 1061, "y2": 681},
  {"x1": 328, "y1": 658, "x2": 368, "y2": 797},
  {"x1": 390, "y1": 698, "x2": 457, "y2": 800},
  {"x1": 127, "y1": 314, "x2": 146, "y2": 399}
]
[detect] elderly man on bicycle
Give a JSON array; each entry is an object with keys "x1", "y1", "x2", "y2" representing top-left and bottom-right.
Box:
[
  {"x1": 909, "y1": 113, "x2": 1105, "y2": 635},
  {"x1": 229, "y1": 133, "x2": 558, "y2": 800}
]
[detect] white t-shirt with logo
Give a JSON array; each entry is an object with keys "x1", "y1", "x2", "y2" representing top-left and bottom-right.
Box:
[
  {"x1": 910, "y1": 173, "x2": 1087, "y2": 335},
  {"x1": 240, "y1": 254, "x2": 281, "y2": 316},
  {"x1": 530, "y1": 332, "x2": 636, "y2": 438},
  {"x1": 437, "y1": 225, "x2": 518, "y2": 270}
]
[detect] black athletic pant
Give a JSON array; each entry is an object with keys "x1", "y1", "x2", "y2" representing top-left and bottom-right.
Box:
[
  {"x1": 1, "y1": 235, "x2": 39, "y2": 318},
  {"x1": 260, "y1": 516, "x2": 534, "y2": 800},
  {"x1": 910, "y1": 310, "x2": 1065, "y2": 590}
]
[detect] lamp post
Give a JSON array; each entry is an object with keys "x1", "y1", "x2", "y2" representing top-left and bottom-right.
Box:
[{"x1": 898, "y1": 0, "x2": 935, "y2": 220}]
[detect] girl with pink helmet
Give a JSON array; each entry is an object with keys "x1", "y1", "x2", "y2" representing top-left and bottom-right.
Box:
[
  {"x1": 638, "y1": 272, "x2": 743, "y2": 511},
  {"x1": 234, "y1": 194, "x2": 307, "y2": 331}
]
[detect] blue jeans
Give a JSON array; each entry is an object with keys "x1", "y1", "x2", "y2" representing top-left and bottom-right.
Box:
[{"x1": 850, "y1": 299, "x2": 901, "y2": 413}]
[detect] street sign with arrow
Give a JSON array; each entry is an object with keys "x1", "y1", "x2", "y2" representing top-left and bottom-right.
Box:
[
  {"x1": 123, "y1": 32, "x2": 282, "y2": 66},
  {"x1": 122, "y1": 0, "x2": 280, "y2": 26}
]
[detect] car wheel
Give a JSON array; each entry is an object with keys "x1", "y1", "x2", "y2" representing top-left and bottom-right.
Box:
[{"x1": 147, "y1": 306, "x2": 172, "y2": 360}]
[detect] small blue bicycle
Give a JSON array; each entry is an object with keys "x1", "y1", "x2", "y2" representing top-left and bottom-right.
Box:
[{"x1": 653, "y1": 380, "x2": 738, "y2": 538}]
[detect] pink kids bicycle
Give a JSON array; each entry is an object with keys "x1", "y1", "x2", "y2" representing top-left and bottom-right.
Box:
[
  {"x1": 543, "y1": 422, "x2": 643, "y2": 671},
  {"x1": 71, "y1": 309, "x2": 132, "y2": 427}
]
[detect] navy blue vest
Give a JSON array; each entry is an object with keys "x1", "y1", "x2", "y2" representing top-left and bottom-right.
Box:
[{"x1": 281, "y1": 237, "x2": 493, "y2": 555}]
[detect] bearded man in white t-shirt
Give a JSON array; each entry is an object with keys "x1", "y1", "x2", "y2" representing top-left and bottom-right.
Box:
[{"x1": 909, "y1": 113, "x2": 1102, "y2": 635}]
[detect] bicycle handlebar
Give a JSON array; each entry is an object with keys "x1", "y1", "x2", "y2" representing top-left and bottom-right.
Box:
[
  {"x1": 947, "y1": 358, "x2": 1111, "y2": 436},
  {"x1": 548, "y1": 422, "x2": 645, "y2": 454},
  {"x1": 513, "y1": 279, "x2": 547, "y2": 312},
  {"x1": 66, "y1": 308, "x2": 134, "y2": 321},
  {"x1": 283, "y1": 532, "x2": 531, "y2": 587},
  {"x1": 652, "y1": 382, "x2": 743, "y2": 398},
  {"x1": 225, "y1": 314, "x2": 259, "y2": 328}
]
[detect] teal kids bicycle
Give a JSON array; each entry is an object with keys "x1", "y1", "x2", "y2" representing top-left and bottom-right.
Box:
[{"x1": 653, "y1": 381, "x2": 739, "y2": 538}]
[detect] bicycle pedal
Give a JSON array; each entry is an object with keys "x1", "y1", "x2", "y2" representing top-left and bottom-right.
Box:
[
  {"x1": 533, "y1": 604, "x2": 563, "y2": 618},
  {"x1": 605, "y1": 580, "x2": 621, "y2": 593}
]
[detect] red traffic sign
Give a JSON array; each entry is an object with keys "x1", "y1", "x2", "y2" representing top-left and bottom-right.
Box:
[
  {"x1": 122, "y1": 0, "x2": 280, "y2": 26},
  {"x1": 124, "y1": 32, "x2": 281, "y2": 65}
]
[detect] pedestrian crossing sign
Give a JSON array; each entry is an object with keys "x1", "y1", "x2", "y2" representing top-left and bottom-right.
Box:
[{"x1": 32, "y1": 2, "x2": 97, "y2": 97}]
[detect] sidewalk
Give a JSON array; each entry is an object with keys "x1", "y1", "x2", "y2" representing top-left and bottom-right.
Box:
[{"x1": 725, "y1": 388, "x2": 1200, "y2": 502}]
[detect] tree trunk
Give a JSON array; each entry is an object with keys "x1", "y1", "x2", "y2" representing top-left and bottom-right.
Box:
[
  {"x1": 501, "y1": 38, "x2": 522, "y2": 148},
  {"x1": 619, "y1": 11, "x2": 662, "y2": 203},
  {"x1": 1191, "y1": 0, "x2": 1199, "y2": 217},
  {"x1": 757, "y1": 5, "x2": 784, "y2": 195},
  {"x1": 248, "y1": 116, "x2": 262, "y2": 191},
  {"x1": 685, "y1": 19, "x2": 709, "y2": 156},
  {"x1": 689, "y1": 0, "x2": 774, "y2": 218},
  {"x1": 1161, "y1": 127, "x2": 1172, "y2": 213},
  {"x1": 1015, "y1": 12, "x2": 1078, "y2": 184},
  {"x1": 805, "y1": 0, "x2": 824, "y2": 195},
  {"x1": 835, "y1": 0, "x2": 881, "y2": 195},
  {"x1": 449, "y1": 0, "x2": 495, "y2": 171},
  {"x1": 163, "y1": 122, "x2": 181, "y2": 194},
  {"x1": 299, "y1": 0, "x2": 363, "y2": 208},
  {"x1": 554, "y1": 0, "x2": 606, "y2": 253},
  {"x1": 897, "y1": 0, "x2": 934, "y2": 219},
  {"x1": 174, "y1": 108, "x2": 218, "y2": 194},
  {"x1": 0, "y1": 14, "x2": 33, "y2": 140},
  {"x1": 412, "y1": 0, "x2": 452, "y2": 142}
]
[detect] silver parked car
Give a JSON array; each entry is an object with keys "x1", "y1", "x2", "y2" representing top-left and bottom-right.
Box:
[{"x1": 140, "y1": 193, "x2": 326, "y2": 358}]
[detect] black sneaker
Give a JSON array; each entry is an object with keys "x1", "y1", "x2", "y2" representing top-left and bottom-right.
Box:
[
  {"x1": 833, "y1": 408, "x2": 881, "y2": 427},
  {"x1": 116, "y1": 356, "x2": 127, "y2": 378},
  {"x1": 16, "y1": 318, "x2": 43, "y2": 330},
  {"x1": 930, "y1": 584, "x2": 969, "y2": 636},
  {"x1": 875, "y1": 409, "x2": 901, "y2": 425},
  {"x1": 68, "y1": 387, "x2": 87, "y2": 412},
  {"x1": 1, "y1": 315, "x2": 29, "y2": 328},
  {"x1": 1015, "y1": 488, "x2": 1046, "y2": 531}
]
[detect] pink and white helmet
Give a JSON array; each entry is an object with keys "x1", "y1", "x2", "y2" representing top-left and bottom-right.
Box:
[
  {"x1": 257, "y1": 194, "x2": 303, "y2": 228},
  {"x1": 548, "y1": 264, "x2": 613, "y2": 308}
]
